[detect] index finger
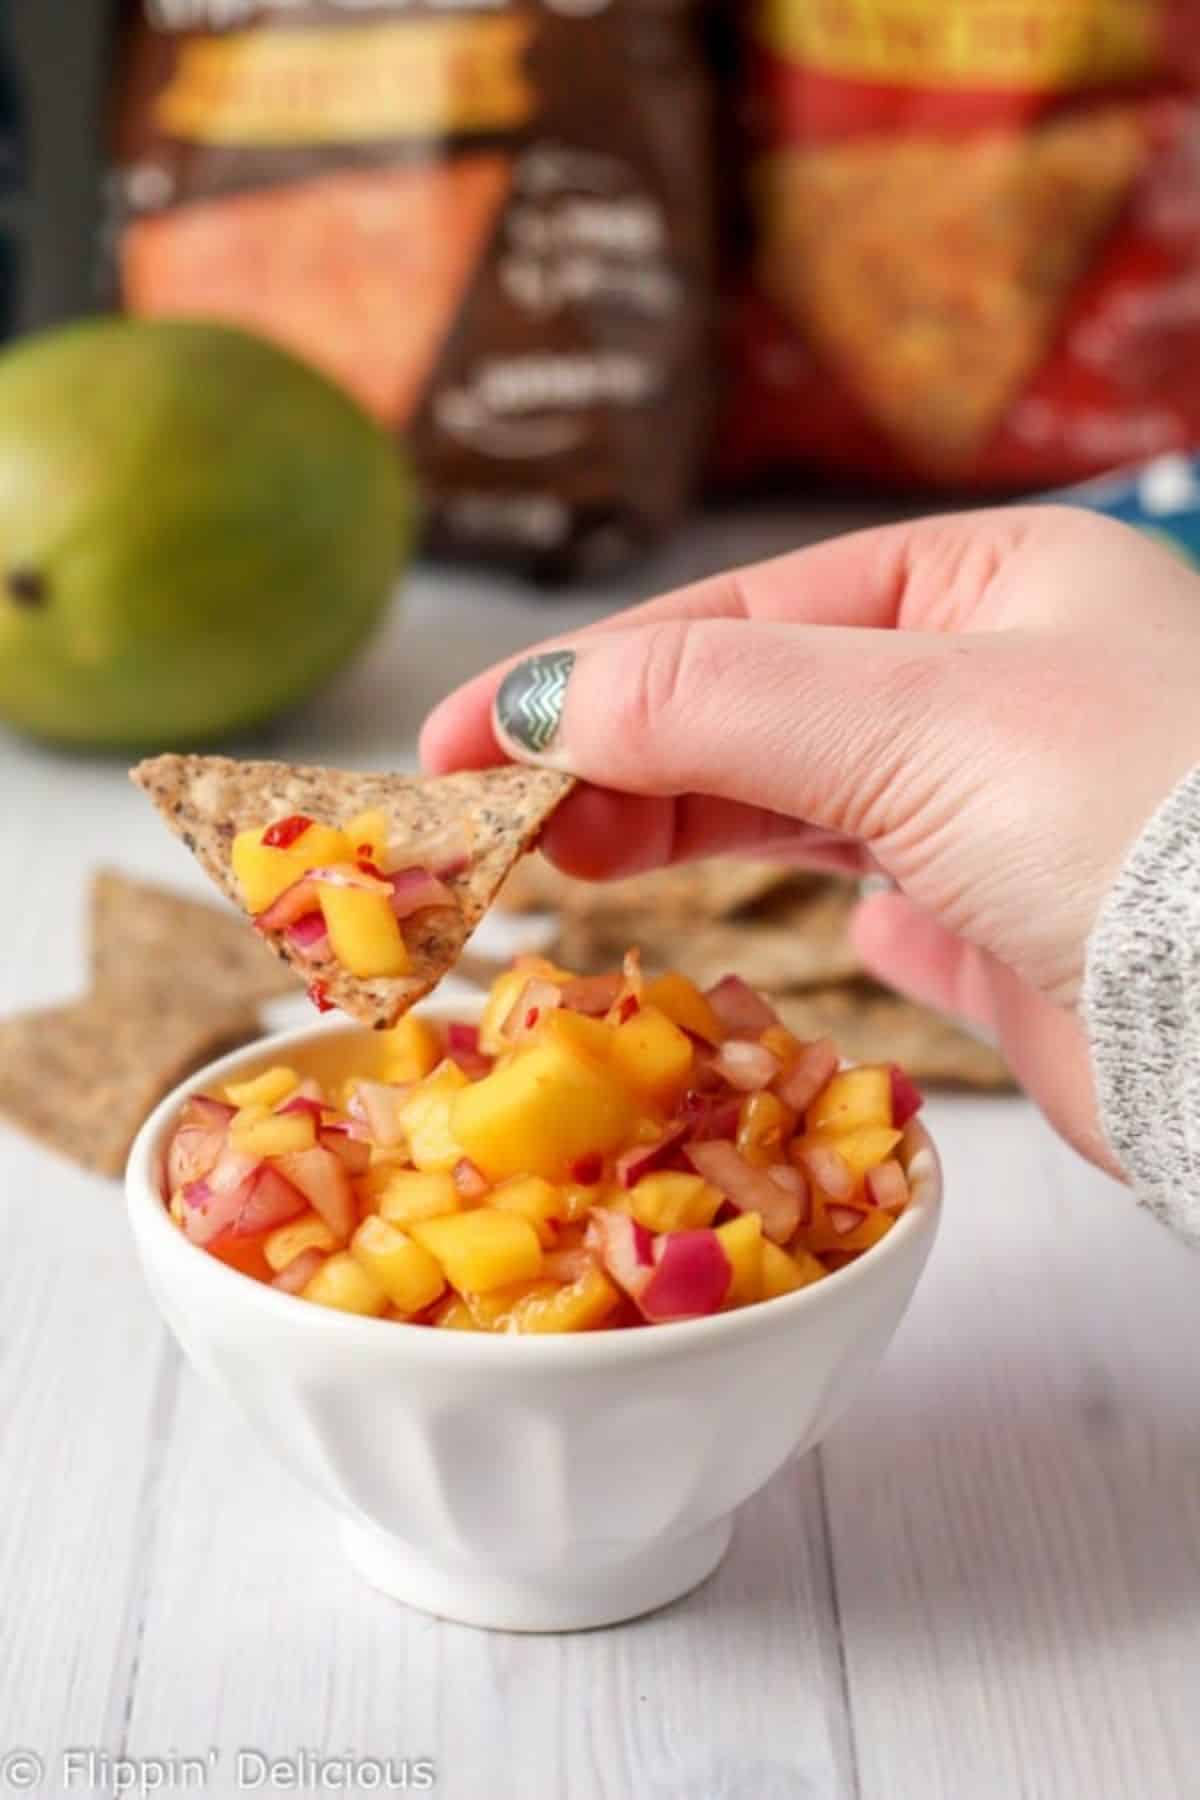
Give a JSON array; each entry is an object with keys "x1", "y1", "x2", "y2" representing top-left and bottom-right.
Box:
[{"x1": 419, "y1": 507, "x2": 1036, "y2": 773}]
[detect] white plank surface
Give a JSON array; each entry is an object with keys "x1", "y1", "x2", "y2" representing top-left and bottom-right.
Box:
[{"x1": 3, "y1": 510, "x2": 1200, "y2": 1799}]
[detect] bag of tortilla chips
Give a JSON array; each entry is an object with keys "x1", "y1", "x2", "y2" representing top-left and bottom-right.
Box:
[
  {"x1": 108, "y1": 1, "x2": 714, "y2": 577},
  {"x1": 718, "y1": 0, "x2": 1200, "y2": 493}
]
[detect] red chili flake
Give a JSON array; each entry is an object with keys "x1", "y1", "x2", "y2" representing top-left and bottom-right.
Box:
[
  {"x1": 570, "y1": 1152, "x2": 603, "y2": 1185},
  {"x1": 356, "y1": 857, "x2": 386, "y2": 879},
  {"x1": 524, "y1": 1007, "x2": 540, "y2": 1029},
  {"x1": 262, "y1": 814, "x2": 313, "y2": 849},
  {"x1": 617, "y1": 995, "x2": 640, "y2": 1024},
  {"x1": 308, "y1": 979, "x2": 334, "y2": 1014}
]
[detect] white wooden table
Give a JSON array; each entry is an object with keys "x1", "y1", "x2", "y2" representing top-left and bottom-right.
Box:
[{"x1": 3, "y1": 509, "x2": 1199, "y2": 1800}]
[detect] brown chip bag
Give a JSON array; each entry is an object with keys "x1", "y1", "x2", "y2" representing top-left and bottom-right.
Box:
[
  {"x1": 131, "y1": 754, "x2": 574, "y2": 1029},
  {"x1": 110, "y1": 2, "x2": 714, "y2": 577}
]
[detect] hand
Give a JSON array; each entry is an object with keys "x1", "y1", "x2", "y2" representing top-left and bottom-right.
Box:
[{"x1": 421, "y1": 507, "x2": 1200, "y2": 1173}]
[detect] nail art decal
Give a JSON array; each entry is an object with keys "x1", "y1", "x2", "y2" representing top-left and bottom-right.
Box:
[{"x1": 495, "y1": 650, "x2": 575, "y2": 755}]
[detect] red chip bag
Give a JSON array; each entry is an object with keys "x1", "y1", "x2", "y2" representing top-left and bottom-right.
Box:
[{"x1": 718, "y1": 0, "x2": 1200, "y2": 493}]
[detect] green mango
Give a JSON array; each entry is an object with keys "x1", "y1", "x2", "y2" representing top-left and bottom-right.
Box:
[{"x1": 0, "y1": 318, "x2": 414, "y2": 748}]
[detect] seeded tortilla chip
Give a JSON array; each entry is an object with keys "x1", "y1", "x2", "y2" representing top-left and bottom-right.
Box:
[
  {"x1": 0, "y1": 996, "x2": 257, "y2": 1178},
  {"x1": 556, "y1": 880, "x2": 863, "y2": 993},
  {"x1": 498, "y1": 856, "x2": 797, "y2": 923},
  {"x1": 130, "y1": 755, "x2": 575, "y2": 1030},
  {"x1": 121, "y1": 156, "x2": 511, "y2": 428},
  {"x1": 90, "y1": 868, "x2": 296, "y2": 1010},
  {"x1": 756, "y1": 106, "x2": 1143, "y2": 469},
  {"x1": 774, "y1": 985, "x2": 1012, "y2": 1090}
]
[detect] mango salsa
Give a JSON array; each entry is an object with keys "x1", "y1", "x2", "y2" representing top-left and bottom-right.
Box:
[{"x1": 162, "y1": 952, "x2": 924, "y2": 1330}]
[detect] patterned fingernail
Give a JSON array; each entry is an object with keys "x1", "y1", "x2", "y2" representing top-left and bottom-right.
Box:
[{"x1": 494, "y1": 650, "x2": 576, "y2": 757}]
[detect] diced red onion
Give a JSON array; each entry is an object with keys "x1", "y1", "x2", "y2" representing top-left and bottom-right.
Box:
[
  {"x1": 352, "y1": 1080, "x2": 409, "y2": 1147},
  {"x1": 560, "y1": 973, "x2": 622, "y2": 1016},
  {"x1": 271, "y1": 1247, "x2": 327, "y2": 1294},
  {"x1": 827, "y1": 1202, "x2": 868, "y2": 1236},
  {"x1": 284, "y1": 912, "x2": 331, "y2": 960},
  {"x1": 166, "y1": 1122, "x2": 226, "y2": 1193},
  {"x1": 775, "y1": 1039, "x2": 841, "y2": 1113},
  {"x1": 318, "y1": 1126, "x2": 372, "y2": 1175},
  {"x1": 797, "y1": 1142, "x2": 855, "y2": 1201},
  {"x1": 501, "y1": 977, "x2": 562, "y2": 1041},
  {"x1": 181, "y1": 1094, "x2": 235, "y2": 1130},
  {"x1": 446, "y1": 1022, "x2": 480, "y2": 1056},
  {"x1": 453, "y1": 1157, "x2": 489, "y2": 1202},
  {"x1": 615, "y1": 1122, "x2": 688, "y2": 1189},
  {"x1": 685, "y1": 1138, "x2": 805, "y2": 1243},
  {"x1": 866, "y1": 1159, "x2": 910, "y2": 1214},
  {"x1": 640, "y1": 1229, "x2": 732, "y2": 1322},
  {"x1": 303, "y1": 863, "x2": 394, "y2": 895},
  {"x1": 276, "y1": 1095, "x2": 325, "y2": 1123},
  {"x1": 271, "y1": 1145, "x2": 356, "y2": 1239},
  {"x1": 230, "y1": 1165, "x2": 307, "y2": 1238},
  {"x1": 208, "y1": 1144, "x2": 261, "y2": 1196},
  {"x1": 388, "y1": 866, "x2": 456, "y2": 920},
  {"x1": 889, "y1": 1065, "x2": 924, "y2": 1128},
  {"x1": 678, "y1": 1090, "x2": 741, "y2": 1142},
  {"x1": 705, "y1": 974, "x2": 778, "y2": 1036},
  {"x1": 711, "y1": 1039, "x2": 781, "y2": 1093},
  {"x1": 255, "y1": 877, "x2": 321, "y2": 933},
  {"x1": 586, "y1": 1209, "x2": 655, "y2": 1299},
  {"x1": 180, "y1": 1148, "x2": 259, "y2": 1245}
]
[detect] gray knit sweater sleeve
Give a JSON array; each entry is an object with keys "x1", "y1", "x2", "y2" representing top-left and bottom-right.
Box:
[{"x1": 1084, "y1": 763, "x2": 1200, "y2": 1243}]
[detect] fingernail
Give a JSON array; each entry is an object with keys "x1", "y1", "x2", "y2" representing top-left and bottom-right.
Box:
[{"x1": 494, "y1": 650, "x2": 576, "y2": 758}]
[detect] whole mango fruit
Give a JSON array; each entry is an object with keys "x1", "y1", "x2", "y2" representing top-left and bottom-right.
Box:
[{"x1": 0, "y1": 318, "x2": 413, "y2": 748}]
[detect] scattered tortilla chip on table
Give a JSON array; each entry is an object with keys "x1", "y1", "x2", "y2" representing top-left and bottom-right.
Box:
[
  {"x1": 774, "y1": 986, "x2": 1012, "y2": 1091},
  {"x1": 90, "y1": 867, "x2": 296, "y2": 1009},
  {"x1": 498, "y1": 855, "x2": 798, "y2": 922},
  {"x1": 130, "y1": 755, "x2": 576, "y2": 1029},
  {"x1": 0, "y1": 996, "x2": 258, "y2": 1178}
]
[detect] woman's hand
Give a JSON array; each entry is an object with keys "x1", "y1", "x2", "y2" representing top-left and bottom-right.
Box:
[{"x1": 421, "y1": 507, "x2": 1200, "y2": 1173}]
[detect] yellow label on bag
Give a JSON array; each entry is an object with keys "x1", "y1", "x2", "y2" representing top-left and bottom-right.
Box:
[
  {"x1": 757, "y1": 0, "x2": 1162, "y2": 92},
  {"x1": 155, "y1": 17, "x2": 536, "y2": 145}
]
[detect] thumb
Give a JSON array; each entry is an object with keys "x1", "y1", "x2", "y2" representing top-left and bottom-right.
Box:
[{"x1": 492, "y1": 619, "x2": 966, "y2": 840}]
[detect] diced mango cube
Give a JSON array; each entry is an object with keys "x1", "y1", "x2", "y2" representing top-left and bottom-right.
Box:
[
  {"x1": 230, "y1": 1106, "x2": 316, "y2": 1157},
  {"x1": 478, "y1": 968, "x2": 539, "y2": 1056},
  {"x1": 643, "y1": 971, "x2": 724, "y2": 1044},
  {"x1": 350, "y1": 1216, "x2": 446, "y2": 1314},
  {"x1": 301, "y1": 1251, "x2": 388, "y2": 1316},
  {"x1": 317, "y1": 884, "x2": 410, "y2": 978},
  {"x1": 377, "y1": 1168, "x2": 461, "y2": 1227},
  {"x1": 343, "y1": 808, "x2": 391, "y2": 863},
  {"x1": 379, "y1": 1013, "x2": 441, "y2": 1084},
  {"x1": 539, "y1": 1008, "x2": 614, "y2": 1064},
  {"x1": 801, "y1": 1196, "x2": 896, "y2": 1257},
  {"x1": 231, "y1": 822, "x2": 352, "y2": 913},
  {"x1": 462, "y1": 1279, "x2": 560, "y2": 1330},
  {"x1": 760, "y1": 1240, "x2": 812, "y2": 1300},
  {"x1": 265, "y1": 1210, "x2": 339, "y2": 1272},
  {"x1": 736, "y1": 1091, "x2": 796, "y2": 1167},
  {"x1": 628, "y1": 1171, "x2": 723, "y2": 1233},
  {"x1": 793, "y1": 1249, "x2": 829, "y2": 1288},
  {"x1": 490, "y1": 1176, "x2": 567, "y2": 1246},
  {"x1": 397, "y1": 1062, "x2": 469, "y2": 1171},
  {"x1": 805, "y1": 1126, "x2": 903, "y2": 1184},
  {"x1": 716, "y1": 1212, "x2": 764, "y2": 1308},
  {"x1": 224, "y1": 1065, "x2": 300, "y2": 1109},
  {"x1": 807, "y1": 1066, "x2": 892, "y2": 1134},
  {"x1": 411, "y1": 1208, "x2": 543, "y2": 1292},
  {"x1": 507, "y1": 1266, "x2": 621, "y2": 1333},
  {"x1": 432, "y1": 1294, "x2": 479, "y2": 1330},
  {"x1": 608, "y1": 1006, "x2": 694, "y2": 1108},
  {"x1": 451, "y1": 1036, "x2": 636, "y2": 1181}
]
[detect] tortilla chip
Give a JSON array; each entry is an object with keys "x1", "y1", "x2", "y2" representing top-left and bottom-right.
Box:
[
  {"x1": 130, "y1": 755, "x2": 575, "y2": 1030},
  {"x1": 773, "y1": 986, "x2": 1013, "y2": 1090},
  {"x1": 121, "y1": 156, "x2": 511, "y2": 428},
  {"x1": 498, "y1": 855, "x2": 798, "y2": 923},
  {"x1": 556, "y1": 880, "x2": 862, "y2": 993},
  {"x1": 756, "y1": 106, "x2": 1143, "y2": 468},
  {"x1": 0, "y1": 996, "x2": 257, "y2": 1177},
  {"x1": 90, "y1": 868, "x2": 296, "y2": 1009}
]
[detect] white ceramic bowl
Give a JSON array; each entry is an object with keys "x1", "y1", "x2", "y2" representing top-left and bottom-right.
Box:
[{"x1": 126, "y1": 1001, "x2": 941, "y2": 1633}]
